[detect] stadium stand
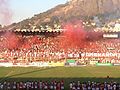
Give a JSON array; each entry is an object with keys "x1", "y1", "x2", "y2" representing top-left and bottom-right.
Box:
[{"x1": 0, "y1": 34, "x2": 120, "y2": 67}]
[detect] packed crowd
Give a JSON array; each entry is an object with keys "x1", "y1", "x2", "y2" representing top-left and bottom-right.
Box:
[{"x1": 0, "y1": 34, "x2": 120, "y2": 64}]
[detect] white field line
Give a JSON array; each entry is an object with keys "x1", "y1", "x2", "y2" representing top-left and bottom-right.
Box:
[{"x1": 0, "y1": 71, "x2": 14, "y2": 82}]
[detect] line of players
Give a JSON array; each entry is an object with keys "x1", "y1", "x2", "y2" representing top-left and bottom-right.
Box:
[
  {"x1": 69, "y1": 81, "x2": 120, "y2": 90},
  {"x1": 0, "y1": 80, "x2": 120, "y2": 90},
  {"x1": 0, "y1": 80, "x2": 64, "y2": 90}
]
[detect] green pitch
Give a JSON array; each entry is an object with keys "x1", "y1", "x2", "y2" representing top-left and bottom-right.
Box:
[{"x1": 0, "y1": 66, "x2": 120, "y2": 89}]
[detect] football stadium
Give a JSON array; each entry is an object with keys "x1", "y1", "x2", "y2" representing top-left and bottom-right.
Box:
[{"x1": 0, "y1": 0, "x2": 120, "y2": 89}]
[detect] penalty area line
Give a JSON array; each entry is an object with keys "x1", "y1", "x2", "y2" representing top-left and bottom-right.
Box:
[{"x1": 0, "y1": 71, "x2": 14, "y2": 82}]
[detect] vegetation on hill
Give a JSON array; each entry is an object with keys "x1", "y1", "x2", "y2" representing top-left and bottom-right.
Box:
[{"x1": 2, "y1": 0, "x2": 120, "y2": 30}]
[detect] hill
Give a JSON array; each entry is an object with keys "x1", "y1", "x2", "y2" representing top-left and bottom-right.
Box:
[{"x1": 2, "y1": 0, "x2": 120, "y2": 30}]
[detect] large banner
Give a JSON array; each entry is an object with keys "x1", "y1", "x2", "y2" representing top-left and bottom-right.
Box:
[
  {"x1": 65, "y1": 59, "x2": 77, "y2": 66},
  {"x1": 81, "y1": 52, "x2": 120, "y2": 57},
  {"x1": 96, "y1": 63, "x2": 113, "y2": 66},
  {"x1": 67, "y1": 60, "x2": 76, "y2": 63},
  {"x1": 113, "y1": 63, "x2": 120, "y2": 66},
  {"x1": 48, "y1": 62, "x2": 64, "y2": 67}
]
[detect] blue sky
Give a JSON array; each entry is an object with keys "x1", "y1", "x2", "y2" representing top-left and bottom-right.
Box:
[{"x1": 10, "y1": 0, "x2": 67, "y2": 24}]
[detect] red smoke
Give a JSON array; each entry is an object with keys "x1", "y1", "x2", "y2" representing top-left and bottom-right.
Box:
[
  {"x1": 61, "y1": 20, "x2": 87, "y2": 49},
  {"x1": 0, "y1": 0, "x2": 12, "y2": 25},
  {"x1": 1, "y1": 32, "x2": 21, "y2": 50},
  {"x1": 0, "y1": 19, "x2": 103, "y2": 51},
  {"x1": 0, "y1": 32, "x2": 42, "y2": 50},
  {"x1": 59, "y1": 20, "x2": 103, "y2": 49}
]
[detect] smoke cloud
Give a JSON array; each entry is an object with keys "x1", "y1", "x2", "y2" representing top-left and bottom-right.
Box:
[
  {"x1": 0, "y1": 32, "x2": 21, "y2": 50},
  {"x1": 60, "y1": 20, "x2": 103, "y2": 49},
  {"x1": 61, "y1": 20, "x2": 87, "y2": 49},
  {"x1": 0, "y1": 0, "x2": 12, "y2": 25}
]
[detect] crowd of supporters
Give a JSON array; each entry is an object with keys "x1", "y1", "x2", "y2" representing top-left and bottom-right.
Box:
[{"x1": 0, "y1": 34, "x2": 120, "y2": 64}]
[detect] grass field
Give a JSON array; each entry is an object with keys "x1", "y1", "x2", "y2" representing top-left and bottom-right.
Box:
[{"x1": 0, "y1": 66, "x2": 120, "y2": 89}]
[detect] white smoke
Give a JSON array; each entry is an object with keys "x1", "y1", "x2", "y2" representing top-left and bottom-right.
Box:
[{"x1": 0, "y1": 0, "x2": 12, "y2": 25}]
